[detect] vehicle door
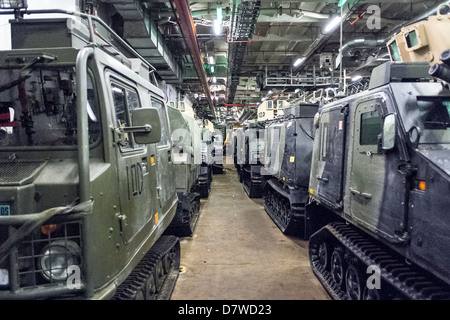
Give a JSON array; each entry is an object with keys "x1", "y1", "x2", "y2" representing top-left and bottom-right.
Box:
[
  {"x1": 315, "y1": 104, "x2": 348, "y2": 209},
  {"x1": 151, "y1": 97, "x2": 175, "y2": 209},
  {"x1": 349, "y1": 94, "x2": 405, "y2": 241},
  {"x1": 109, "y1": 77, "x2": 153, "y2": 244}
]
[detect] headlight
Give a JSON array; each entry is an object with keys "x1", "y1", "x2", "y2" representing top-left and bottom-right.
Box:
[{"x1": 39, "y1": 240, "x2": 81, "y2": 282}]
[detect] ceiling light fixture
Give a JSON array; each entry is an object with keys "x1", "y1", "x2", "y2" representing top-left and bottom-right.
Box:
[
  {"x1": 216, "y1": 7, "x2": 223, "y2": 23},
  {"x1": 324, "y1": 16, "x2": 341, "y2": 33},
  {"x1": 213, "y1": 19, "x2": 221, "y2": 35},
  {"x1": 293, "y1": 57, "x2": 305, "y2": 67}
]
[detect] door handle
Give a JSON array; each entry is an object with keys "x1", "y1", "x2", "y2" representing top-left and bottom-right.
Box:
[
  {"x1": 350, "y1": 188, "x2": 372, "y2": 199},
  {"x1": 361, "y1": 192, "x2": 372, "y2": 199},
  {"x1": 316, "y1": 175, "x2": 329, "y2": 183}
]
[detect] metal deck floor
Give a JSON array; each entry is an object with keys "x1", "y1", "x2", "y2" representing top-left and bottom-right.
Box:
[{"x1": 171, "y1": 164, "x2": 329, "y2": 300}]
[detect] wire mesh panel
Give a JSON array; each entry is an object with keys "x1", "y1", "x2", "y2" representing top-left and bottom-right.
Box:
[{"x1": 0, "y1": 0, "x2": 28, "y2": 9}]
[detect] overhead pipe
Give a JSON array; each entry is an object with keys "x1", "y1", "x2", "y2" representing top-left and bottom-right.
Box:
[
  {"x1": 169, "y1": 0, "x2": 216, "y2": 119},
  {"x1": 338, "y1": 1, "x2": 450, "y2": 66}
]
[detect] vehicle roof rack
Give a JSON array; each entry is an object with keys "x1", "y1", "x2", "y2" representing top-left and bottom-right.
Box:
[{"x1": 0, "y1": 9, "x2": 157, "y2": 79}]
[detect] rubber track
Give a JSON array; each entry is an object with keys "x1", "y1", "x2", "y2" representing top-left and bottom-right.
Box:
[
  {"x1": 197, "y1": 176, "x2": 211, "y2": 198},
  {"x1": 243, "y1": 179, "x2": 262, "y2": 198},
  {"x1": 165, "y1": 194, "x2": 201, "y2": 237},
  {"x1": 112, "y1": 235, "x2": 180, "y2": 300},
  {"x1": 263, "y1": 184, "x2": 304, "y2": 236},
  {"x1": 309, "y1": 222, "x2": 450, "y2": 300}
]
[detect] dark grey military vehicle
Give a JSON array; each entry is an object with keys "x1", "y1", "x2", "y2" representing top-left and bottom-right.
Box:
[
  {"x1": 307, "y1": 60, "x2": 450, "y2": 299},
  {"x1": 306, "y1": 8, "x2": 450, "y2": 299},
  {"x1": 262, "y1": 104, "x2": 317, "y2": 236},
  {"x1": 0, "y1": 9, "x2": 180, "y2": 300},
  {"x1": 234, "y1": 122, "x2": 265, "y2": 198}
]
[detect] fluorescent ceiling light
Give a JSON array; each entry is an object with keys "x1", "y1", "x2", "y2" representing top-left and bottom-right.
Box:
[
  {"x1": 212, "y1": 76, "x2": 217, "y2": 83},
  {"x1": 208, "y1": 55, "x2": 215, "y2": 65},
  {"x1": 293, "y1": 57, "x2": 304, "y2": 67},
  {"x1": 352, "y1": 75, "x2": 362, "y2": 82},
  {"x1": 213, "y1": 19, "x2": 221, "y2": 35},
  {"x1": 324, "y1": 16, "x2": 341, "y2": 33},
  {"x1": 338, "y1": 0, "x2": 349, "y2": 7},
  {"x1": 216, "y1": 7, "x2": 223, "y2": 23},
  {"x1": 210, "y1": 65, "x2": 215, "y2": 73}
]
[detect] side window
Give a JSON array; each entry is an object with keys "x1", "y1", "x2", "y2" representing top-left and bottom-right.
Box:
[
  {"x1": 360, "y1": 111, "x2": 382, "y2": 146},
  {"x1": 278, "y1": 100, "x2": 283, "y2": 109},
  {"x1": 180, "y1": 101, "x2": 185, "y2": 111},
  {"x1": 267, "y1": 101, "x2": 273, "y2": 110},
  {"x1": 112, "y1": 83, "x2": 143, "y2": 152},
  {"x1": 151, "y1": 98, "x2": 169, "y2": 147}
]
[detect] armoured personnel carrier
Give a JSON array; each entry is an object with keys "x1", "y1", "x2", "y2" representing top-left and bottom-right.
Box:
[
  {"x1": 197, "y1": 120, "x2": 214, "y2": 198},
  {"x1": 0, "y1": 9, "x2": 180, "y2": 300},
  {"x1": 262, "y1": 104, "x2": 317, "y2": 236},
  {"x1": 307, "y1": 9, "x2": 450, "y2": 299},
  {"x1": 211, "y1": 130, "x2": 224, "y2": 174},
  {"x1": 239, "y1": 121, "x2": 266, "y2": 198},
  {"x1": 164, "y1": 106, "x2": 201, "y2": 237},
  {"x1": 232, "y1": 127, "x2": 245, "y2": 181}
]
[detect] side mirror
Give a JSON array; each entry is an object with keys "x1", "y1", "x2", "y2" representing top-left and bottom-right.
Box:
[
  {"x1": 130, "y1": 108, "x2": 162, "y2": 144},
  {"x1": 382, "y1": 113, "x2": 396, "y2": 151},
  {"x1": 313, "y1": 112, "x2": 320, "y2": 129}
]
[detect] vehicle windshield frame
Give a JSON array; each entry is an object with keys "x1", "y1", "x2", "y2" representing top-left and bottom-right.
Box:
[{"x1": 0, "y1": 64, "x2": 102, "y2": 151}]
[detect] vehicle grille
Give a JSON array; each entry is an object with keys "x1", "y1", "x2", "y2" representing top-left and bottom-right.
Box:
[
  {"x1": 0, "y1": 160, "x2": 46, "y2": 185},
  {"x1": 1, "y1": 221, "x2": 83, "y2": 290}
]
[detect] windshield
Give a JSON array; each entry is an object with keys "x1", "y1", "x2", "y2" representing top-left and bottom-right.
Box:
[
  {"x1": 415, "y1": 96, "x2": 450, "y2": 144},
  {"x1": 0, "y1": 67, "x2": 100, "y2": 148}
]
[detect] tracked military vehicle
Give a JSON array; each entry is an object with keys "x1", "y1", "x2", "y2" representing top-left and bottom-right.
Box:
[
  {"x1": 165, "y1": 106, "x2": 201, "y2": 236},
  {"x1": 232, "y1": 127, "x2": 245, "y2": 181},
  {"x1": 262, "y1": 104, "x2": 317, "y2": 236},
  {"x1": 0, "y1": 9, "x2": 180, "y2": 300},
  {"x1": 211, "y1": 130, "x2": 224, "y2": 174},
  {"x1": 237, "y1": 122, "x2": 266, "y2": 198},
  {"x1": 197, "y1": 120, "x2": 215, "y2": 198},
  {"x1": 307, "y1": 9, "x2": 450, "y2": 299}
]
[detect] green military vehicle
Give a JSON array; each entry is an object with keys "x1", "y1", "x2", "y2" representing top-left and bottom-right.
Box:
[
  {"x1": 165, "y1": 106, "x2": 202, "y2": 236},
  {"x1": 0, "y1": 9, "x2": 180, "y2": 300}
]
